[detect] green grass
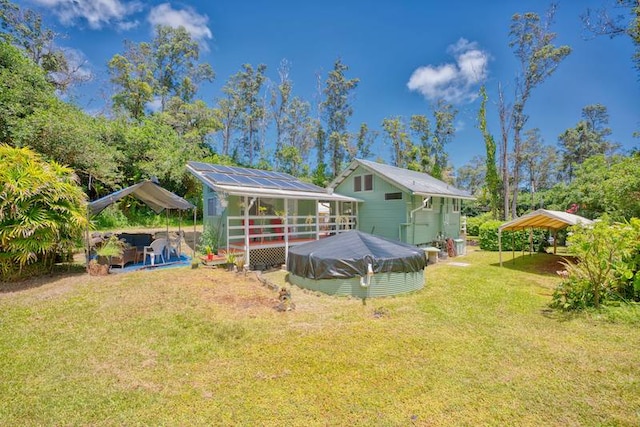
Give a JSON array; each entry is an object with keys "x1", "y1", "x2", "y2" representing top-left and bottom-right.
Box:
[{"x1": 1, "y1": 249, "x2": 639, "y2": 426}]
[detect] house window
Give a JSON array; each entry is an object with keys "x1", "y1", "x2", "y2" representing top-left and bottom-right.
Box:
[
  {"x1": 364, "y1": 174, "x2": 373, "y2": 191},
  {"x1": 385, "y1": 192, "x2": 402, "y2": 200},
  {"x1": 452, "y1": 198, "x2": 461, "y2": 213},
  {"x1": 354, "y1": 174, "x2": 373, "y2": 192},
  {"x1": 423, "y1": 197, "x2": 433, "y2": 210},
  {"x1": 207, "y1": 195, "x2": 222, "y2": 217}
]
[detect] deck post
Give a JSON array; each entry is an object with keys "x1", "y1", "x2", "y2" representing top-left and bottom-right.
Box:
[
  {"x1": 315, "y1": 201, "x2": 320, "y2": 240},
  {"x1": 244, "y1": 196, "x2": 250, "y2": 269},
  {"x1": 284, "y1": 198, "x2": 289, "y2": 265}
]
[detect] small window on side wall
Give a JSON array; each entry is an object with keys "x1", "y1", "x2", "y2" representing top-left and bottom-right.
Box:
[
  {"x1": 385, "y1": 192, "x2": 402, "y2": 200},
  {"x1": 207, "y1": 196, "x2": 222, "y2": 216},
  {"x1": 364, "y1": 174, "x2": 373, "y2": 191},
  {"x1": 452, "y1": 198, "x2": 460, "y2": 213},
  {"x1": 423, "y1": 197, "x2": 433, "y2": 210},
  {"x1": 354, "y1": 176, "x2": 362, "y2": 192}
]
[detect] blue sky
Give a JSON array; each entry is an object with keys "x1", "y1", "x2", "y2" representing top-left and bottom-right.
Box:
[{"x1": 21, "y1": 0, "x2": 639, "y2": 170}]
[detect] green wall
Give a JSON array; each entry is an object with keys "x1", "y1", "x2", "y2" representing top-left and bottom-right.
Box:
[
  {"x1": 335, "y1": 165, "x2": 407, "y2": 240},
  {"x1": 334, "y1": 166, "x2": 463, "y2": 245}
]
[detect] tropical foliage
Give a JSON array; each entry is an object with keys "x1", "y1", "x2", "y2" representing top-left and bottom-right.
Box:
[
  {"x1": 552, "y1": 217, "x2": 640, "y2": 309},
  {"x1": 0, "y1": 145, "x2": 87, "y2": 280}
]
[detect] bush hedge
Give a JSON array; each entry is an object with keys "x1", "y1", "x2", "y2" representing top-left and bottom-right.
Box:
[{"x1": 479, "y1": 220, "x2": 548, "y2": 252}]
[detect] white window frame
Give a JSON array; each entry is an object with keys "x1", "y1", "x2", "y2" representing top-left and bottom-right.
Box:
[
  {"x1": 207, "y1": 193, "x2": 223, "y2": 217},
  {"x1": 452, "y1": 198, "x2": 460, "y2": 213},
  {"x1": 354, "y1": 173, "x2": 373, "y2": 193}
]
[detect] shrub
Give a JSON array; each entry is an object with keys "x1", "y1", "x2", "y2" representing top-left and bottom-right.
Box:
[
  {"x1": 0, "y1": 146, "x2": 87, "y2": 281},
  {"x1": 478, "y1": 220, "x2": 547, "y2": 252},
  {"x1": 551, "y1": 217, "x2": 640, "y2": 310},
  {"x1": 466, "y1": 212, "x2": 494, "y2": 236}
]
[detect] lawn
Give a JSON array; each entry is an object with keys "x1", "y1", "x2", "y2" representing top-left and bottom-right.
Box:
[{"x1": 1, "y1": 248, "x2": 639, "y2": 426}]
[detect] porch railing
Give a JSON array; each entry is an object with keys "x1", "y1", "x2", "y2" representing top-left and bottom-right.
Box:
[{"x1": 226, "y1": 214, "x2": 357, "y2": 251}]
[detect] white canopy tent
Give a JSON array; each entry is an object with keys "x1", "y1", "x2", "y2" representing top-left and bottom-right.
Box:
[
  {"x1": 498, "y1": 209, "x2": 594, "y2": 266},
  {"x1": 86, "y1": 181, "x2": 196, "y2": 266}
]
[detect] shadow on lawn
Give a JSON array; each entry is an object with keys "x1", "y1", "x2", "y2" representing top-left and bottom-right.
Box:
[
  {"x1": 0, "y1": 264, "x2": 87, "y2": 294},
  {"x1": 491, "y1": 252, "x2": 579, "y2": 276}
]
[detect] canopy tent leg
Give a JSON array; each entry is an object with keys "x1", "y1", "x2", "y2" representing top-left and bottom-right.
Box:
[
  {"x1": 512, "y1": 233, "x2": 515, "y2": 264},
  {"x1": 529, "y1": 227, "x2": 533, "y2": 256},
  {"x1": 85, "y1": 209, "x2": 91, "y2": 272},
  {"x1": 193, "y1": 207, "x2": 197, "y2": 261},
  {"x1": 553, "y1": 229, "x2": 558, "y2": 254},
  {"x1": 498, "y1": 230, "x2": 502, "y2": 267}
]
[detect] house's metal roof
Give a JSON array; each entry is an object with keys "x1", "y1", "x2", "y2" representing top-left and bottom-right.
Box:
[
  {"x1": 187, "y1": 161, "x2": 360, "y2": 202},
  {"x1": 329, "y1": 159, "x2": 475, "y2": 199},
  {"x1": 499, "y1": 209, "x2": 594, "y2": 232}
]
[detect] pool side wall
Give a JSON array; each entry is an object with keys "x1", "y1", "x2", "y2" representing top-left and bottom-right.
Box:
[{"x1": 288, "y1": 269, "x2": 425, "y2": 298}]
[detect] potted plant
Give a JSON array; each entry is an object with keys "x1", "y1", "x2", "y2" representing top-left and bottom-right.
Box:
[
  {"x1": 90, "y1": 235, "x2": 124, "y2": 275},
  {"x1": 205, "y1": 245, "x2": 214, "y2": 261},
  {"x1": 225, "y1": 252, "x2": 237, "y2": 271}
]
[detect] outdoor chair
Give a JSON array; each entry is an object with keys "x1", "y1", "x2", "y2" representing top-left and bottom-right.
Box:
[{"x1": 142, "y1": 238, "x2": 168, "y2": 266}]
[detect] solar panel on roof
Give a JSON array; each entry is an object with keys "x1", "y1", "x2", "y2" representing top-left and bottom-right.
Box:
[{"x1": 197, "y1": 163, "x2": 326, "y2": 193}]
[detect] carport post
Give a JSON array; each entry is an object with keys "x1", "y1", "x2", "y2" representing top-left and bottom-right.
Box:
[{"x1": 498, "y1": 230, "x2": 502, "y2": 267}]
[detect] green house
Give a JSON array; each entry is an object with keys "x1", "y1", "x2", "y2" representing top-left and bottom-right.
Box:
[{"x1": 328, "y1": 159, "x2": 474, "y2": 246}]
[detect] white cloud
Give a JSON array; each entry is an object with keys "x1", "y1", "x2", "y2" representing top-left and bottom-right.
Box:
[
  {"x1": 148, "y1": 3, "x2": 212, "y2": 45},
  {"x1": 31, "y1": 0, "x2": 141, "y2": 30},
  {"x1": 407, "y1": 38, "x2": 490, "y2": 104}
]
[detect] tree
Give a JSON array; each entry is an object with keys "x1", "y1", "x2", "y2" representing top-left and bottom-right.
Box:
[
  {"x1": 320, "y1": 59, "x2": 359, "y2": 177},
  {"x1": 351, "y1": 122, "x2": 377, "y2": 162},
  {"x1": 0, "y1": 0, "x2": 88, "y2": 91},
  {"x1": 0, "y1": 145, "x2": 88, "y2": 280},
  {"x1": 382, "y1": 116, "x2": 412, "y2": 168},
  {"x1": 477, "y1": 86, "x2": 501, "y2": 218},
  {"x1": 270, "y1": 59, "x2": 292, "y2": 155},
  {"x1": 234, "y1": 63, "x2": 267, "y2": 166},
  {"x1": 507, "y1": 5, "x2": 571, "y2": 217},
  {"x1": 0, "y1": 41, "x2": 52, "y2": 144},
  {"x1": 431, "y1": 99, "x2": 457, "y2": 179},
  {"x1": 583, "y1": 0, "x2": 640, "y2": 76},
  {"x1": 108, "y1": 25, "x2": 214, "y2": 119},
  {"x1": 456, "y1": 155, "x2": 486, "y2": 196},
  {"x1": 108, "y1": 41, "x2": 154, "y2": 120},
  {"x1": 152, "y1": 25, "x2": 214, "y2": 109},
  {"x1": 409, "y1": 114, "x2": 433, "y2": 173},
  {"x1": 520, "y1": 128, "x2": 559, "y2": 210},
  {"x1": 558, "y1": 104, "x2": 617, "y2": 181}
]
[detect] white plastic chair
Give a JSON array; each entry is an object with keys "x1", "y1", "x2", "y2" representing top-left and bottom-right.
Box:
[{"x1": 143, "y1": 238, "x2": 167, "y2": 266}]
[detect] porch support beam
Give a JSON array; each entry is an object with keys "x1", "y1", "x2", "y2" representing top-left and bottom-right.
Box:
[
  {"x1": 315, "y1": 201, "x2": 320, "y2": 240},
  {"x1": 284, "y1": 198, "x2": 289, "y2": 265}
]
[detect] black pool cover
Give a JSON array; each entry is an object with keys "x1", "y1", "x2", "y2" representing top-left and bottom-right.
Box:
[{"x1": 287, "y1": 230, "x2": 427, "y2": 280}]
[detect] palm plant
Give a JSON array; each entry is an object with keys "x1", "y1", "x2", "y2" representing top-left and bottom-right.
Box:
[{"x1": 0, "y1": 145, "x2": 88, "y2": 279}]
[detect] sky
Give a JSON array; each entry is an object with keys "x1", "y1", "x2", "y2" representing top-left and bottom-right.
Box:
[{"x1": 19, "y1": 0, "x2": 640, "y2": 170}]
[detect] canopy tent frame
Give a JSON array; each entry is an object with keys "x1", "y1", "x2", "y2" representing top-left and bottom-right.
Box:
[
  {"x1": 86, "y1": 180, "x2": 196, "y2": 269},
  {"x1": 498, "y1": 209, "x2": 594, "y2": 267}
]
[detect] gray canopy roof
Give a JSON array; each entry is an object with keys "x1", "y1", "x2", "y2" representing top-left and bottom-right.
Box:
[{"x1": 88, "y1": 181, "x2": 194, "y2": 216}]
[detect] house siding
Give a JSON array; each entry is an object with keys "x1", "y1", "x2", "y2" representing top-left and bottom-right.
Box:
[
  {"x1": 335, "y1": 165, "x2": 463, "y2": 245},
  {"x1": 334, "y1": 165, "x2": 408, "y2": 240}
]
